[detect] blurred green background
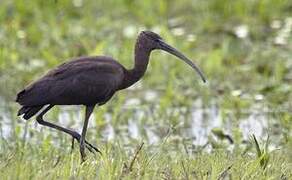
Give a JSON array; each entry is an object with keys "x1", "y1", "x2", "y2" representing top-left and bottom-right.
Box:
[{"x1": 0, "y1": 0, "x2": 292, "y2": 179}]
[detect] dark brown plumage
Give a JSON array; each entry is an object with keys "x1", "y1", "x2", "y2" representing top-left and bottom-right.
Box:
[{"x1": 16, "y1": 30, "x2": 206, "y2": 161}]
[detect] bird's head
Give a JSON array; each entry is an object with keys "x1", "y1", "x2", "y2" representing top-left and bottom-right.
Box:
[{"x1": 139, "y1": 30, "x2": 206, "y2": 83}]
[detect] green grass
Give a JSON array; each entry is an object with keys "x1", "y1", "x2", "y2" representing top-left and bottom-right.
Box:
[
  {"x1": 0, "y1": 0, "x2": 292, "y2": 179},
  {"x1": 1, "y1": 139, "x2": 292, "y2": 179}
]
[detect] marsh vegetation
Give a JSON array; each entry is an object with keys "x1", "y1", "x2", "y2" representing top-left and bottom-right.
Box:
[{"x1": 0, "y1": 0, "x2": 291, "y2": 179}]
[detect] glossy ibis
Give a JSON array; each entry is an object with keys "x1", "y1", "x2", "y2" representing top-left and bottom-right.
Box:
[{"x1": 16, "y1": 31, "x2": 206, "y2": 161}]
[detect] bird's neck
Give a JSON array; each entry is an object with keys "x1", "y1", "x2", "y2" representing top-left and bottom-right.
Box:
[
  {"x1": 119, "y1": 39, "x2": 152, "y2": 89},
  {"x1": 132, "y1": 41, "x2": 151, "y2": 78}
]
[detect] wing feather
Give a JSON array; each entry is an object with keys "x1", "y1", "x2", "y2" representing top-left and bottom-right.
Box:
[{"x1": 16, "y1": 57, "x2": 124, "y2": 106}]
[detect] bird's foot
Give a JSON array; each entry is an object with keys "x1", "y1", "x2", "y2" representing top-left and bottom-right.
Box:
[{"x1": 70, "y1": 131, "x2": 102, "y2": 155}]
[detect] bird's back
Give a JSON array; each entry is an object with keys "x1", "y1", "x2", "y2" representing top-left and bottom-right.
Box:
[{"x1": 16, "y1": 56, "x2": 125, "y2": 106}]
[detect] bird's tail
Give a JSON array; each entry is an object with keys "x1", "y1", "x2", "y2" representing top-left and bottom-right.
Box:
[{"x1": 17, "y1": 106, "x2": 43, "y2": 120}]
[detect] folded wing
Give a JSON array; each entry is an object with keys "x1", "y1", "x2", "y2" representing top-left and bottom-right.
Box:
[{"x1": 16, "y1": 57, "x2": 124, "y2": 106}]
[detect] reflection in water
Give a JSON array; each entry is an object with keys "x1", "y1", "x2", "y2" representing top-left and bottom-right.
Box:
[
  {"x1": 0, "y1": 96, "x2": 13, "y2": 140},
  {"x1": 144, "y1": 90, "x2": 158, "y2": 102},
  {"x1": 101, "y1": 113, "x2": 115, "y2": 141},
  {"x1": 145, "y1": 126, "x2": 160, "y2": 144},
  {"x1": 191, "y1": 103, "x2": 205, "y2": 145},
  {"x1": 0, "y1": 113, "x2": 12, "y2": 140},
  {"x1": 0, "y1": 96, "x2": 277, "y2": 150},
  {"x1": 239, "y1": 109, "x2": 268, "y2": 140},
  {"x1": 190, "y1": 100, "x2": 222, "y2": 146},
  {"x1": 102, "y1": 123, "x2": 115, "y2": 141},
  {"x1": 128, "y1": 119, "x2": 139, "y2": 139},
  {"x1": 58, "y1": 111, "x2": 71, "y2": 127}
]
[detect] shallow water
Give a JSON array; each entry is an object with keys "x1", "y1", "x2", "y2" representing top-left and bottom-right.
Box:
[{"x1": 1, "y1": 94, "x2": 283, "y2": 152}]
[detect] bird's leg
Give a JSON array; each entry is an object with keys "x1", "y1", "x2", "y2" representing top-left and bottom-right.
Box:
[
  {"x1": 35, "y1": 105, "x2": 100, "y2": 154},
  {"x1": 80, "y1": 105, "x2": 95, "y2": 162}
]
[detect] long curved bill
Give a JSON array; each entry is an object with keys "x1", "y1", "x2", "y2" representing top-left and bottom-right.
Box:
[{"x1": 158, "y1": 40, "x2": 206, "y2": 83}]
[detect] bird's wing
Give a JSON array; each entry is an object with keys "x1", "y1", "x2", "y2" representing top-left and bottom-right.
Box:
[{"x1": 16, "y1": 57, "x2": 124, "y2": 106}]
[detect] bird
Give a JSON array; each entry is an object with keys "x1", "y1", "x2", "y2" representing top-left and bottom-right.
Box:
[{"x1": 16, "y1": 30, "x2": 206, "y2": 161}]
